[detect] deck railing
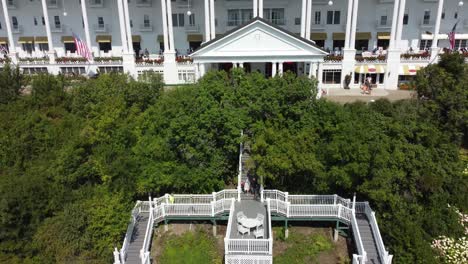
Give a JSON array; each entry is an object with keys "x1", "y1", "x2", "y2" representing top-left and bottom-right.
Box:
[
  {"x1": 237, "y1": 131, "x2": 243, "y2": 201},
  {"x1": 118, "y1": 201, "x2": 142, "y2": 263},
  {"x1": 351, "y1": 210, "x2": 367, "y2": 264},
  {"x1": 140, "y1": 198, "x2": 154, "y2": 264},
  {"x1": 363, "y1": 202, "x2": 393, "y2": 264}
]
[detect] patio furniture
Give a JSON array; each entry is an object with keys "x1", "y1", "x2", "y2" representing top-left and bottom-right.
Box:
[
  {"x1": 253, "y1": 228, "x2": 264, "y2": 239},
  {"x1": 237, "y1": 212, "x2": 246, "y2": 224},
  {"x1": 255, "y1": 213, "x2": 264, "y2": 228},
  {"x1": 241, "y1": 217, "x2": 260, "y2": 229},
  {"x1": 237, "y1": 224, "x2": 249, "y2": 237}
]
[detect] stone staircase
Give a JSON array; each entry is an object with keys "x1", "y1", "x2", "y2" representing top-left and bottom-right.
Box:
[
  {"x1": 125, "y1": 212, "x2": 150, "y2": 264},
  {"x1": 356, "y1": 214, "x2": 381, "y2": 264}
]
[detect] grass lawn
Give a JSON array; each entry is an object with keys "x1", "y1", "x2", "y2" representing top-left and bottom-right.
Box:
[
  {"x1": 273, "y1": 227, "x2": 350, "y2": 264},
  {"x1": 155, "y1": 227, "x2": 223, "y2": 264}
]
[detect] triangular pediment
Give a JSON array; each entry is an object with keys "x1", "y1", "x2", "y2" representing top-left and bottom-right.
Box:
[{"x1": 192, "y1": 18, "x2": 327, "y2": 62}]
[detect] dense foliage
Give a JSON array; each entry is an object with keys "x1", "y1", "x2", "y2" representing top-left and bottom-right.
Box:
[{"x1": 0, "y1": 53, "x2": 466, "y2": 263}]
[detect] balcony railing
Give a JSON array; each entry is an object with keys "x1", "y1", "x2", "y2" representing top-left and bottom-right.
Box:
[
  {"x1": 139, "y1": 23, "x2": 153, "y2": 32},
  {"x1": 89, "y1": 0, "x2": 104, "y2": 7},
  {"x1": 420, "y1": 18, "x2": 435, "y2": 27},
  {"x1": 51, "y1": 24, "x2": 63, "y2": 33},
  {"x1": 136, "y1": 0, "x2": 152, "y2": 7},
  {"x1": 94, "y1": 24, "x2": 109, "y2": 33},
  {"x1": 376, "y1": 20, "x2": 392, "y2": 29},
  {"x1": 12, "y1": 25, "x2": 22, "y2": 34},
  {"x1": 185, "y1": 24, "x2": 200, "y2": 33}
]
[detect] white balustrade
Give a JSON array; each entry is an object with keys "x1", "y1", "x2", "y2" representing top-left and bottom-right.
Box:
[{"x1": 226, "y1": 239, "x2": 271, "y2": 254}]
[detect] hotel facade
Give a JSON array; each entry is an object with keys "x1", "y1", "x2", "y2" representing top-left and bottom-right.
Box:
[{"x1": 0, "y1": 0, "x2": 467, "y2": 89}]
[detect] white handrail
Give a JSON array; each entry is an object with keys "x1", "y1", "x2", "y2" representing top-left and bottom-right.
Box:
[
  {"x1": 351, "y1": 211, "x2": 367, "y2": 263},
  {"x1": 237, "y1": 131, "x2": 243, "y2": 201},
  {"x1": 364, "y1": 203, "x2": 392, "y2": 264},
  {"x1": 140, "y1": 198, "x2": 154, "y2": 264},
  {"x1": 267, "y1": 199, "x2": 273, "y2": 254},
  {"x1": 118, "y1": 201, "x2": 142, "y2": 263}
]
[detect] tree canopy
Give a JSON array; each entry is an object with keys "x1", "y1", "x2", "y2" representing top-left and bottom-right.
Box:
[{"x1": 0, "y1": 56, "x2": 467, "y2": 263}]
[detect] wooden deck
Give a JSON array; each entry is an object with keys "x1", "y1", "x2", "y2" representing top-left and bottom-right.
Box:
[{"x1": 229, "y1": 200, "x2": 270, "y2": 239}]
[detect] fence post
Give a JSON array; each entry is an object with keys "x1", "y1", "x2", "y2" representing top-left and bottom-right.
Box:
[
  {"x1": 284, "y1": 192, "x2": 289, "y2": 203},
  {"x1": 113, "y1": 247, "x2": 121, "y2": 264},
  {"x1": 286, "y1": 202, "x2": 290, "y2": 218},
  {"x1": 334, "y1": 194, "x2": 337, "y2": 205},
  {"x1": 161, "y1": 203, "x2": 166, "y2": 217},
  {"x1": 352, "y1": 193, "x2": 356, "y2": 213},
  {"x1": 212, "y1": 192, "x2": 216, "y2": 202},
  {"x1": 211, "y1": 201, "x2": 215, "y2": 217},
  {"x1": 260, "y1": 187, "x2": 264, "y2": 203},
  {"x1": 165, "y1": 193, "x2": 169, "y2": 204},
  {"x1": 338, "y1": 203, "x2": 342, "y2": 218}
]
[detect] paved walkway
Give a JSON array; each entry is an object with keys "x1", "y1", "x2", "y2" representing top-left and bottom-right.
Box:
[{"x1": 323, "y1": 88, "x2": 415, "y2": 104}]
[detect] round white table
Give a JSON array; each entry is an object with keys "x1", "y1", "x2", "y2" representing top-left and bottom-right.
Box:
[{"x1": 242, "y1": 218, "x2": 261, "y2": 229}]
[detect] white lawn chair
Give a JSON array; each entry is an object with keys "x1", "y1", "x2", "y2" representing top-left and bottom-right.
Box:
[
  {"x1": 237, "y1": 212, "x2": 246, "y2": 224},
  {"x1": 238, "y1": 224, "x2": 249, "y2": 237},
  {"x1": 256, "y1": 213, "x2": 264, "y2": 228},
  {"x1": 253, "y1": 228, "x2": 264, "y2": 239}
]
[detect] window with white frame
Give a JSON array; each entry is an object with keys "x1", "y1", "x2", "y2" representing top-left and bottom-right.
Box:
[
  {"x1": 143, "y1": 15, "x2": 150, "y2": 27},
  {"x1": 38, "y1": 43, "x2": 48, "y2": 51},
  {"x1": 322, "y1": 70, "x2": 342, "y2": 84},
  {"x1": 314, "y1": 11, "x2": 321, "y2": 24},
  {"x1": 172, "y1": 13, "x2": 185, "y2": 27},
  {"x1": 454, "y1": 39, "x2": 467, "y2": 50},
  {"x1": 423, "y1": 10, "x2": 431, "y2": 25},
  {"x1": 326, "y1": 11, "x2": 340, "y2": 24},
  {"x1": 263, "y1": 8, "x2": 285, "y2": 25},
  {"x1": 419, "y1": 39, "x2": 432, "y2": 50},
  {"x1": 227, "y1": 9, "x2": 252, "y2": 26},
  {"x1": 380, "y1": 15, "x2": 387, "y2": 26},
  {"x1": 188, "y1": 13, "x2": 195, "y2": 26},
  {"x1": 53, "y1": 16, "x2": 61, "y2": 29}
]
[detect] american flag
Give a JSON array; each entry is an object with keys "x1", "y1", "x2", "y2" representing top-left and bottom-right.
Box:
[
  {"x1": 448, "y1": 22, "x2": 458, "y2": 50},
  {"x1": 73, "y1": 33, "x2": 92, "y2": 61}
]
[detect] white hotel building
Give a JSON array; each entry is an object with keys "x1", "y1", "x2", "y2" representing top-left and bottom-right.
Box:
[{"x1": 0, "y1": 0, "x2": 467, "y2": 89}]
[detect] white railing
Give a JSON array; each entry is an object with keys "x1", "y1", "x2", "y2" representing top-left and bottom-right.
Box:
[
  {"x1": 237, "y1": 131, "x2": 243, "y2": 201},
  {"x1": 364, "y1": 203, "x2": 393, "y2": 264},
  {"x1": 262, "y1": 189, "x2": 287, "y2": 202},
  {"x1": 351, "y1": 210, "x2": 367, "y2": 264},
  {"x1": 118, "y1": 201, "x2": 142, "y2": 264},
  {"x1": 225, "y1": 239, "x2": 271, "y2": 254},
  {"x1": 225, "y1": 254, "x2": 272, "y2": 264},
  {"x1": 140, "y1": 198, "x2": 154, "y2": 264}
]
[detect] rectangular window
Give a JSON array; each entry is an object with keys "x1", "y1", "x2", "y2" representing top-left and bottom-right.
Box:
[
  {"x1": 403, "y1": 14, "x2": 409, "y2": 25},
  {"x1": 22, "y1": 43, "x2": 34, "y2": 54},
  {"x1": 54, "y1": 16, "x2": 60, "y2": 29},
  {"x1": 454, "y1": 40, "x2": 467, "y2": 50},
  {"x1": 38, "y1": 43, "x2": 49, "y2": 51},
  {"x1": 188, "y1": 14, "x2": 195, "y2": 26},
  {"x1": 228, "y1": 9, "x2": 240, "y2": 26},
  {"x1": 333, "y1": 40, "x2": 345, "y2": 50},
  {"x1": 314, "y1": 11, "x2": 321, "y2": 24},
  {"x1": 241, "y1": 9, "x2": 253, "y2": 23},
  {"x1": 178, "y1": 13, "x2": 184, "y2": 27},
  {"x1": 99, "y1": 42, "x2": 112, "y2": 53},
  {"x1": 355, "y1": 40, "x2": 369, "y2": 51},
  {"x1": 33, "y1": 17, "x2": 37, "y2": 26},
  {"x1": 42, "y1": 16, "x2": 45, "y2": 26},
  {"x1": 322, "y1": 70, "x2": 342, "y2": 84},
  {"x1": 143, "y1": 15, "x2": 150, "y2": 27},
  {"x1": 419, "y1": 39, "x2": 432, "y2": 50},
  {"x1": 12, "y1": 16, "x2": 18, "y2": 29},
  {"x1": 327, "y1": 11, "x2": 340, "y2": 24},
  {"x1": 270, "y1": 8, "x2": 285, "y2": 25},
  {"x1": 98, "y1": 17, "x2": 104, "y2": 26},
  {"x1": 172, "y1": 13, "x2": 184, "y2": 27},
  {"x1": 380, "y1": 15, "x2": 387, "y2": 26},
  {"x1": 295, "y1": 17, "x2": 301, "y2": 25},
  {"x1": 423, "y1": 10, "x2": 430, "y2": 24}
]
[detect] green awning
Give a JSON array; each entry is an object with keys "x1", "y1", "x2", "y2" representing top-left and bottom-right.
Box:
[
  {"x1": 377, "y1": 32, "x2": 391, "y2": 40},
  {"x1": 96, "y1": 35, "x2": 112, "y2": 43},
  {"x1": 132, "y1": 35, "x2": 141, "y2": 42},
  {"x1": 187, "y1": 34, "x2": 203, "y2": 42},
  {"x1": 157, "y1": 35, "x2": 164, "y2": 42},
  {"x1": 311, "y1": 33, "x2": 327, "y2": 40},
  {"x1": 18, "y1": 37, "x2": 34, "y2": 43},
  {"x1": 61, "y1": 36, "x2": 74, "y2": 43},
  {"x1": 332, "y1": 32, "x2": 345, "y2": 40},
  {"x1": 356, "y1": 32, "x2": 372, "y2": 40},
  {"x1": 35, "y1": 36, "x2": 48, "y2": 43}
]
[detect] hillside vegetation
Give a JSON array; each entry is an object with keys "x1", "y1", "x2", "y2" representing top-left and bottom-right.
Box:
[{"x1": 0, "y1": 54, "x2": 467, "y2": 263}]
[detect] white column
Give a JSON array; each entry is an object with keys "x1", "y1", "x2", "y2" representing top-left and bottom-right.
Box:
[
  {"x1": 200, "y1": 63, "x2": 206, "y2": 77},
  {"x1": 239, "y1": 62, "x2": 244, "y2": 68},
  {"x1": 41, "y1": 0, "x2": 55, "y2": 58},
  {"x1": 233, "y1": 62, "x2": 237, "y2": 68},
  {"x1": 344, "y1": 0, "x2": 353, "y2": 48},
  {"x1": 316, "y1": 62, "x2": 324, "y2": 99},
  {"x1": 432, "y1": 0, "x2": 444, "y2": 49},
  {"x1": 272, "y1": 62, "x2": 277, "y2": 77},
  {"x1": 253, "y1": 0, "x2": 258, "y2": 17},
  {"x1": 160, "y1": 0, "x2": 169, "y2": 51},
  {"x1": 204, "y1": 0, "x2": 211, "y2": 42},
  {"x1": 300, "y1": 0, "x2": 307, "y2": 38},
  {"x1": 123, "y1": 0, "x2": 133, "y2": 53},
  {"x1": 209, "y1": 0, "x2": 215, "y2": 40},
  {"x1": 2, "y1": 0, "x2": 16, "y2": 61},
  {"x1": 350, "y1": 0, "x2": 359, "y2": 50},
  {"x1": 389, "y1": 0, "x2": 399, "y2": 49},
  {"x1": 167, "y1": 0, "x2": 175, "y2": 51},
  {"x1": 81, "y1": 0, "x2": 93, "y2": 55},
  {"x1": 278, "y1": 62, "x2": 283, "y2": 76},
  {"x1": 258, "y1": 0, "x2": 263, "y2": 18},
  {"x1": 396, "y1": 0, "x2": 406, "y2": 46},
  {"x1": 305, "y1": 0, "x2": 312, "y2": 40},
  {"x1": 116, "y1": 0, "x2": 128, "y2": 53}
]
